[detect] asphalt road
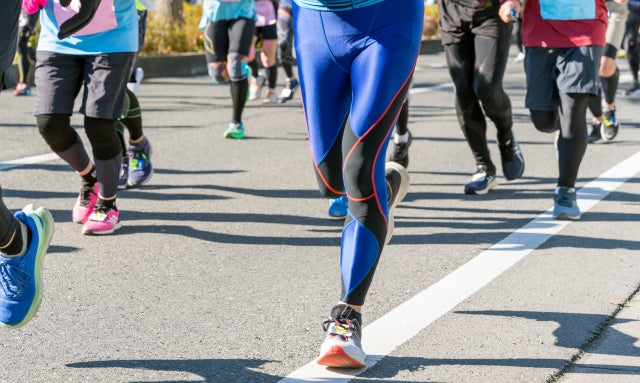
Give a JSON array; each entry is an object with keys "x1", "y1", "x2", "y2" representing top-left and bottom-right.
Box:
[{"x1": 0, "y1": 48, "x2": 639, "y2": 383}]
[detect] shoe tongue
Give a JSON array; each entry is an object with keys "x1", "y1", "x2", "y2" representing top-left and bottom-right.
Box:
[{"x1": 330, "y1": 304, "x2": 361, "y2": 326}]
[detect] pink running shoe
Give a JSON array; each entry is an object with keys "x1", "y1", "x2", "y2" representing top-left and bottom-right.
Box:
[
  {"x1": 72, "y1": 184, "x2": 99, "y2": 224},
  {"x1": 82, "y1": 205, "x2": 122, "y2": 235}
]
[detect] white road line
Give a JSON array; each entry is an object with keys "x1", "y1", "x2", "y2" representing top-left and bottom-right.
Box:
[
  {"x1": 409, "y1": 83, "x2": 453, "y2": 94},
  {"x1": 280, "y1": 150, "x2": 640, "y2": 383},
  {"x1": 0, "y1": 153, "x2": 59, "y2": 171}
]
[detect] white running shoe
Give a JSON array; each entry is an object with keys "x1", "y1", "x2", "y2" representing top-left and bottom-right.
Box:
[
  {"x1": 317, "y1": 304, "x2": 366, "y2": 368},
  {"x1": 249, "y1": 75, "x2": 265, "y2": 101}
]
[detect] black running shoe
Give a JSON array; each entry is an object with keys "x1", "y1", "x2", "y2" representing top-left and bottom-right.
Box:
[
  {"x1": 587, "y1": 120, "x2": 602, "y2": 143},
  {"x1": 389, "y1": 131, "x2": 413, "y2": 168},
  {"x1": 464, "y1": 165, "x2": 497, "y2": 195},
  {"x1": 498, "y1": 136, "x2": 525, "y2": 181}
]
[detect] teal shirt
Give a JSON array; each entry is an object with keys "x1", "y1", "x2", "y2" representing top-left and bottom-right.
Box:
[
  {"x1": 200, "y1": 0, "x2": 256, "y2": 30},
  {"x1": 37, "y1": 0, "x2": 138, "y2": 55},
  {"x1": 293, "y1": 0, "x2": 384, "y2": 11}
]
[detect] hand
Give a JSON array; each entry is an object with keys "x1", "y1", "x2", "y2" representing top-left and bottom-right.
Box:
[
  {"x1": 498, "y1": 0, "x2": 521, "y2": 23},
  {"x1": 614, "y1": 0, "x2": 628, "y2": 4},
  {"x1": 57, "y1": 0, "x2": 101, "y2": 39},
  {"x1": 22, "y1": 0, "x2": 47, "y2": 14}
]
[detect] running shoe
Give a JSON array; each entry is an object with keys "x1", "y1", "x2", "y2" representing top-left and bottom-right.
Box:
[
  {"x1": 328, "y1": 195, "x2": 348, "y2": 219},
  {"x1": 498, "y1": 135, "x2": 525, "y2": 181},
  {"x1": 317, "y1": 304, "x2": 366, "y2": 368},
  {"x1": 13, "y1": 83, "x2": 31, "y2": 97},
  {"x1": 389, "y1": 131, "x2": 413, "y2": 168},
  {"x1": 82, "y1": 203, "x2": 122, "y2": 235},
  {"x1": 601, "y1": 108, "x2": 619, "y2": 141},
  {"x1": 249, "y1": 75, "x2": 265, "y2": 101},
  {"x1": 127, "y1": 140, "x2": 153, "y2": 187},
  {"x1": 624, "y1": 81, "x2": 640, "y2": 95},
  {"x1": 553, "y1": 186, "x2": 580, "y2": 220},
  {"x1": 385, "y1": 161, "x2": 410, "y2": 245},
  {"x1": 587, "y1": 120, "x2": 603, "y2": 143},
  {"x1": 0, "y1": 206, "x2": 54, "y2": 328},
  {"x1": 223, "y1": 122, "x2": 245, "y2": 139},
  {"x1": 278, "y1": 78, "x2": 299, "y2": 104},
  {"x1": 464, "y1": 165, "x2": 497, "y2": 195},
  {"x1": 118, "y1": 154, "x2": 130, "y2": 190},
  {"x1": 72, "y1": 183, "x2": 99, "y2": 224},
  {"x1": 262, "y1": 88, "x2": 278, "y2": 104}
]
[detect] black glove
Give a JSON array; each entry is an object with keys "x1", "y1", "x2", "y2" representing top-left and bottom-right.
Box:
[{"x1": 57, "y1": 0, "x2": 101, "y2": 39}]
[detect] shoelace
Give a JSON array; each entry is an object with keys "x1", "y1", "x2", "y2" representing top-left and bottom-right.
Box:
[
  {"x1": 556, "y1": 190, "x2": 576, "y2": 207},
  {"x1": 92, "y1": 203, "x2": 113, "y2": 216},
  {"x1": 0, "y1": 259, "x2": 29, "y2": 298},
  {"x1": 79, "y1": 185, "x2": 95, "y2": 206},
  {"x1": 323, "y1": 318, "x2": 355, "y2": 341},
  {"x1": 500, "y1": 140, "x2": 515, "y2": 160},
  {"x1": 131, "y1": 150, "x2": 147, "y2": 170}
]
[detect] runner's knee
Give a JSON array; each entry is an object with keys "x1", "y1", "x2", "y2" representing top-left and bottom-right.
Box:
[
  {"x1": 228, "y1": 53, "x2": 248, "y2": 82},
  {"x1": 36, "y1": 114, "x2": 77, "y2": 152},
  {"x1": 207, "y1": 62, "x2": 228, "y2": 84},
  {"x1": 530, "y1": 109, "x2": 560, "y2": 133}
]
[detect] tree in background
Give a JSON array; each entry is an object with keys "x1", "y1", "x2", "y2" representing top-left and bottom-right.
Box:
[
  {"x1": 153, "y1": 0, "x2": 183, "y2": 23},
  {"x1": 143, "y1": 1, "x2": 204, "y2": 55}
]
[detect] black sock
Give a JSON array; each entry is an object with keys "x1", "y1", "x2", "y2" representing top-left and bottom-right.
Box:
[
  {"x1": 265, "y1": 65, "x2": 277, "y2": 89},
  {"x1": 82, "y1": 165, "x2": 98, "y2": 185},
  {"x1": 96, "y1": 198, "x2": 117, "y2": 211},
  {"x1": 230, "y1": 79, "x2": 249, "y2": 123},
  {"x1": 3, "y1": 221, "x2": 30, "y2": 257}
]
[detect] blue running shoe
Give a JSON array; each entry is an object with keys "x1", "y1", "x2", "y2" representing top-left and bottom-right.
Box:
[
  {"x1": 328, "y1": 195, "x2": 348, "y2": 219},
  {"x1": 127, "y1": 140, "x2": 153, "y2": 187},
  {"x1": 0, "y1": 205, "x2": 54, "y2": 328},
  {"x1": 588, "y1": 120, "x2": 602, "y2": 144},
  {"x1": 553, "y1": 186, "x2": 581, "y2": 220},
  {"x1": 499, "y1": 135, "x2": 525, "y2": 181},
  {"x1": 464, "y1": 165, "x2": 497, "y2": 195}
]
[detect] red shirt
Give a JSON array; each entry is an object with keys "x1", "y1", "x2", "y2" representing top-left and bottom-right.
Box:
[{"x1": 522, "y1": 0, "x2": 607, "y2": 48}]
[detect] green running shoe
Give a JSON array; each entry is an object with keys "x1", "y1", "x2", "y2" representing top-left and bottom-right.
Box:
[{"x1": 223, "y1": 122, "x2": 245, "y2": 139}]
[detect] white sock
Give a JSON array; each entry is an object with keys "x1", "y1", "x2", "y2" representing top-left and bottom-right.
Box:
[{"x1": 394, "y1": 132, "x2": 410, "y2": 144}]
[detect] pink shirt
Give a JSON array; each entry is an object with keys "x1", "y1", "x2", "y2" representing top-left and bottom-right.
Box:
[{"x1": 522, "y1": 0, "x2": 607, "y2": 48}]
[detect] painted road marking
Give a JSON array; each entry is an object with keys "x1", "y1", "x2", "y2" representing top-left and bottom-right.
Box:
[{"x1": 0, "y1": 153, "x2": 59, "y2": 171}]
